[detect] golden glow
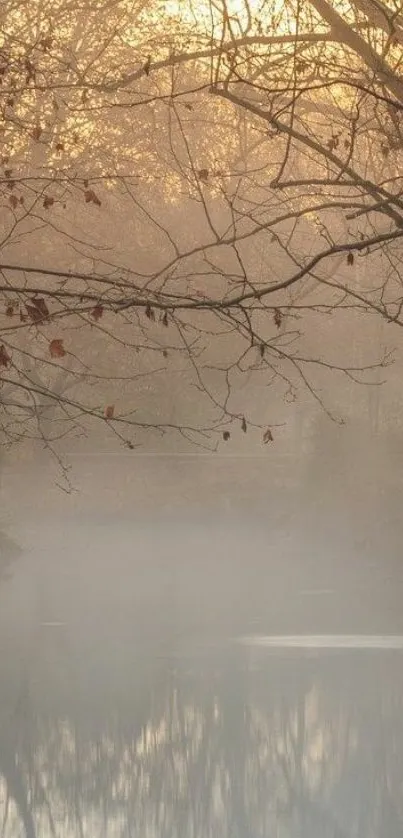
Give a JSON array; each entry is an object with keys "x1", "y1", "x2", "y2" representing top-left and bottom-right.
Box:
[
  {"x1": 0, "y1": 0, "x2": 398, "y2": 207},
  {"x1": 162, "y1": 0, "x2": 275, "y2": 37}
]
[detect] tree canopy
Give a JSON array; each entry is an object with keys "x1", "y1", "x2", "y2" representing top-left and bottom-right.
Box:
[{"x1": 1, "y1": 0, "x2": 403, "y2": 452}]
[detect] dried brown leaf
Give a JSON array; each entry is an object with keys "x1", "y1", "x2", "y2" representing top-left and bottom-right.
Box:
[
  {"x1": 0, "y1": 344, "x2": 11, "y2": 367},
  {"x1": 49, "y1": 339, "x2": 66, "y2": 358},
  {"x1": 91, "y1": 304, "x2": 103, "y2": 321},
  {"x1": 41, "y1": 36, "x2": 53, "y2": 51},
  {"x1": 26, "y1": 304, "x2": 43, "y2": 323},
  {"x1": 30, "y1": 297, "x2": 50, "y2": 319},
  {"x1": 198, "y1": 168, "x2": 209, "y2": 183},
  {"x1": 145, "y1": 302, "x2": 155, "y2": 321},
  {"x1": 32, "y1": 125, "x2": 42, "y2": 141},
  {"x1": 84, "y1": 188, "x2": 101, "y2": 207}
]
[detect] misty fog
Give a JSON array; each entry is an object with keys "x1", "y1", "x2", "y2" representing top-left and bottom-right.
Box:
[
  {"x1": 2, "y1": 0, "x2": 403, "y2": 835},
  {"x1": 2, "y1": 396, "x2": 403, "y2": 836}
]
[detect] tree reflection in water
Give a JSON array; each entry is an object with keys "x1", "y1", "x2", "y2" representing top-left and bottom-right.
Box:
[
  {"x1": 0, "y1": 649, "x2": 402, "y2": 838},
  {"x1": 0, "y1": 530, "x2": 21, "y2": 582}
]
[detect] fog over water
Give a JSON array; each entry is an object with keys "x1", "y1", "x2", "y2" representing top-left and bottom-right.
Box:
[{"x1": 1, "y1": 395, "x2": 403, "y2": 837}]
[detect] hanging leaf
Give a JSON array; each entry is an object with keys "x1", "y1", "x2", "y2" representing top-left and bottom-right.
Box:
[
  {"x1": 327, "y1": 137, "x2": 338, "y2": 151},
  {"x1": 105, "y1": 405, "x2": 115, "y2": 419},
  {"x1": 347, "y1": 252, "x2": 354, "y2": 265},
  {"x1": 49, "y1": 339, "x2": 66, "y2": 358},
  {"x1": 84, "y1": 188, "x2": 101, "y2": 206},
  {"x1": 32, "y1": 125, "x2": 42, "y2": 141},
  {"x1": 259, "y1": 343, "x2": 265, "y2": 358},
  {"x1": 41, "y1": 36, "x2": 53, "y2": 51},
  {"x1": 30, "y1": 297, "x2": 50, "y2": 319},
  {"x1": 91, "y1": 304, "x2": 103, "y2": 321},
  {"x1": 241, "y1": 417, "x2": 247, "y2": 433},
  {"x1": 161, "y1": 310, "x2": 168, "y2": 327},
  {"x1": 26, "y1": 304, "x2": 43, "y2": 323},
  {"x1": 145, "y1": 302, "x2": 155, "y2": 321},
  {"x1": 274, "y1": 308, "x2": 282, "y2": 329},
  {"x1": 163, "y1": 349, "x2": 168, "y2": 358},
  {"x1": 0, "y1": 344, "x2": 11, "y2": 367},
  {"x1": 5, "y1": 304, "x2": 14, "y2": 317},
  {"x1": 143, "y1": 55, "x2": 152, "y2": 76},
  {"x1": 223, "y1": 430, "x2": 230, "y2": 441},
  {"x1": 55, "y1": 141, "x2": 64, "y2": 152},
  {"x1": 9, "y1": 194, "x2": 18, "y2": 209},
  {"x1": 198, "y1": 168, "x2": 209, "y2": 183},
  {"x1": 263, "y1": 428, "x2": 274, "y2": 443},
  {"x1": 43, "y1": 195, "x2": 54, "y2": 209}
]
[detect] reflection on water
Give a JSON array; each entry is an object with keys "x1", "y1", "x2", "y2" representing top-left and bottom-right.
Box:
[
  {"x1": 1, "y1": 416, "x2": 403, "y2": 838},
  {"x1": 0, "y1": 530, "x2": 21, "y2": 582},
  {"x1": 0, "y1": 514, "x2": 402, "y2": 838},
  {"x1": 0, "y1": 645, "x2": 402, "y2": 837}
]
